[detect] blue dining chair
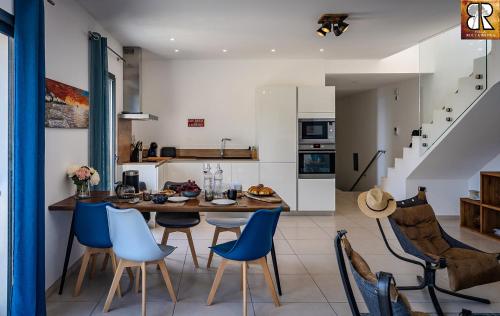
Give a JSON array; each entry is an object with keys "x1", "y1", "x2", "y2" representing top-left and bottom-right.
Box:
[
  {"x1": 207, "y1": 208, "x2": 282, "y2": 316},
  {"x1": 73, "y1": 201, "x2": 123, "y2": 297},
  {"x1": 104, "y1": 206, "x2": 177, "y2": 316}
]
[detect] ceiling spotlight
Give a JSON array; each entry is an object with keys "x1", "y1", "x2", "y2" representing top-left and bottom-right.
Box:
[
  {"x1": 170, "y1": 37, "x2": 175, "y2": 41},
  {"x1": 332, "y1": 24, "x2": 342, "y2": 36},
  {"x1": 222, "y1": 49, "x2": 228, "y2": 53},
  {"x1": 320, "y1": 23, "x2": 331, "y2": 33},
  {"x1": 270, "y1": 48, "x2": 276, "y2": 53},
  {"x1": 338, "y1": 21, "x2": 349, "y2": 33},
  {"x1": 316, "y1": 27, "x2": 327, "y2": 37},
  {"x1": 319, "y1": 48, "x2": 325, "y2": 52},
  {"x1": 174, "y1": 49, "x2": 180, "y2": 53},
  {"x1": 316, "y1": 14, "x2": 349, "y2": 38}
]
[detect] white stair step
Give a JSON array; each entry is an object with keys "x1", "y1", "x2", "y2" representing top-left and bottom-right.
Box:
[{"x1": 395, "y1": 158, "x2": 404, "y2": 170}]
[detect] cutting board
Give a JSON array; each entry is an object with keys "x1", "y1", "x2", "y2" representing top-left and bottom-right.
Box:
[{"x1": 244, "y1": 192, "x2": 282, "y2": 203}]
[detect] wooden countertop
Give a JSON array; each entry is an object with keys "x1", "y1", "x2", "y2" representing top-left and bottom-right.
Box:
[{"x1": 48, "y1": 191, "x2": 290, "y2": 213}]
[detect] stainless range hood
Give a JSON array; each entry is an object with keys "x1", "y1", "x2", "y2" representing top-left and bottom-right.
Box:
[{"x1": 119, "y1": 47, "x2": 158, "y2": 120}]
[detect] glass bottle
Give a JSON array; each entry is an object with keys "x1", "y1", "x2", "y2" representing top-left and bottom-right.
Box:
[
  {"x1": 213, "y1": 163, "x2": 224, "y2": 199},
  {"x1": 203, "y1": 163, "x2": 214, "y2": 201}
]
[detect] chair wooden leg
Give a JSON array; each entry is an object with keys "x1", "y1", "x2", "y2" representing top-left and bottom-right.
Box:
[
  {"x1": 186, "y1": 229, "x2": 199, "y2": 268},
  {"x1": 242, "y1": 261, "x2": 248, "y2": 316},
  {"x1": 141, "y1": 262, "x2": 147, "y2": 316},
  {"x1": 101, "y1": 253, "x2": 110, "y2": 271},
  {"x1": 110, "y1": 251, "x2": 122, "y2": 298},
  {"x1": 73, "y1": 248, "x2": 91, "y2": 297},
  {"x1": 158, "y1": 260, "x2": 177, "y2": 303},
  {"x1": 160, "y1": 229, "x2": 169, "y2": 245},
  {"x1": 89, "y1": 254, "x2": 97, "y2": 280},
  {"x1": 103, "y1": 259, "x2": 125, "y2": 313},
  {"x1": 257, "y1": 257, "x2": 280, "y2": 307},
  {"x1": 207, "y1": 259, "x2": 227, "y2": 305},
  {"x1": 126, "y1": 267, "x2": 135, "y2": 292},
  {"x1": 135, "y1": 266, "x2": 141, "y2": 293},
  {"x1": 207, "y1": 227, "x2": 221, "y2": 268}
]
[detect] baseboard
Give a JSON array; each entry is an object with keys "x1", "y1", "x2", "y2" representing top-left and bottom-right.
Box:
[{"x1": 45, "y1": 255, "x2": 83, "y2": 298}]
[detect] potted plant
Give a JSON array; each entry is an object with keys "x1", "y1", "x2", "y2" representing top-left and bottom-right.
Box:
[{"x1": 67, "y1": 165, "x2": 100, "y2": 199}]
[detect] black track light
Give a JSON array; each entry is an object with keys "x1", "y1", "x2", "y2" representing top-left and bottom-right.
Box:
[
  {"x1": 320, "y1": 23, "x2": 331, "y2": 33},
  {"x1": 316, "y1": 27, "x2": 327, "y2": 37},
  {"x1": 332, "y1": 24, "x2": 342, "y2": 36},
  {"x1": 316, "y1": 14, "x2": 349, "y2": 38},
  {"x1": 338, "y1": 21, "x2": 349, "y2": 33}
]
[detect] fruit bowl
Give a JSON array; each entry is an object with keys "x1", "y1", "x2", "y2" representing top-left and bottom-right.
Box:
[
  {"x1": 182, "y1": 190, "x2": 201, "y2": 198},
  {"x1": 151, "y1": 194, "x2": 168, "y2": 204}
]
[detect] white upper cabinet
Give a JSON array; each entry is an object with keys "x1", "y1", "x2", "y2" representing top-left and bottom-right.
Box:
[
  {"x1": 298, "y1": 86, "x2": 335, "y2": 114},
  {"x1": 256, "y1": 86, "x2": 297, "y2": 163}
]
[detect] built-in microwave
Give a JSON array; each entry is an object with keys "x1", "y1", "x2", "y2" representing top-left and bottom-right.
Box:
[
  {"x1": 298, "y1": 118, "x2": 335, "y2": 144},
  {"x1": 298, "y1": 144, "x2": 335, "y2": 179}
]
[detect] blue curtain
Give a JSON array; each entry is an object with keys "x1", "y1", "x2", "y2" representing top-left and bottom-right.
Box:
[
  {"x1": 11, "y1": 0, "x2": 46, "y2": 315},
  {"x1": 89, "y1": 33, "x2": 110, "y2": 190}
]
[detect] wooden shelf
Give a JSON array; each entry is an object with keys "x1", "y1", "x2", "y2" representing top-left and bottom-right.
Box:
[{"x1": 460, "y1": 172, "x2": 500, "y2": 241}]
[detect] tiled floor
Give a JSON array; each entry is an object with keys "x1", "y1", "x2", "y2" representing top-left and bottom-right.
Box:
[{"x1": 47, "y1": 191, "x2": 500, "y2": 315}]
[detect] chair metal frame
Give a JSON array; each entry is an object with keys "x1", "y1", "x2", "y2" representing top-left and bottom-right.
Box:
[
  {"x1": 376, "y1": 188, "x2": 493, "y2": 316},
  {"x1": 334, "y1": 230, "x2": 395, "y2": 316}
]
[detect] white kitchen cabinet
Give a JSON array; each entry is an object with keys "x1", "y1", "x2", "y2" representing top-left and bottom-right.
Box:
[
  {"x1": 231, "y1": 162, "x2": 259, "y2": 190},
  {"x1": 121, "y1": 163, "x2": 160, "y2": 191},
  {"x1": 298, "y1": 86, "x2": 335, "y2": 114},
  {"x1": 298, "y1": 178, "x2": 335, "y2": 211},
  {"x1": 259, "y1": 162, "x2": 296, "y2": 211},
  {"x1": 256, "y1": 86, "x2": 297, "y2": 163}
]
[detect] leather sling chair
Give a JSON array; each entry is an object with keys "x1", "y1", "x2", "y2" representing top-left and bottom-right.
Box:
[
  {"x1": 334, "y1": 230, "x2": 429, "y2": 316},
  {"x1": 376, "y1": 187, "x2": 500, "y2": 316}
]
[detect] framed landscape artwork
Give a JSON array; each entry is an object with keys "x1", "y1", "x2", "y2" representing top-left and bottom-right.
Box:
[{"x1": 45, "y1": 78, "x2": 89, "y2": 128}]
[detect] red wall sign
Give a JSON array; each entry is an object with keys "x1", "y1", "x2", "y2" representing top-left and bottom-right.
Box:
[{"x1": 188, "y1": 119, "x2": 205, "y2": 127}]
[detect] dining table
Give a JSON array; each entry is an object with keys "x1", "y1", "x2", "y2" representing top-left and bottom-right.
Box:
[{"x1": 48, "y1": 191, "x2": 290, "y2": 296}]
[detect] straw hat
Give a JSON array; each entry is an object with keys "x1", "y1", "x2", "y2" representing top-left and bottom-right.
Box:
[{"x1": 357, "y1": 187, "x2": 397, "y2": 219}]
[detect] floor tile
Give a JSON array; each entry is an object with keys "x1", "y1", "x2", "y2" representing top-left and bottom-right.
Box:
[
  {"x1": 249, "y1": 274, "x2": 326, "y2": 303},
  {"x1": 173, "y1": 302, "x2": 254, "y2": 316},
  {"x1": 253, "y1": 302, "x2": 336, "y2": 316},
  {"x1": 47, "y1": 301, "x2": 98, "y2": 316}
]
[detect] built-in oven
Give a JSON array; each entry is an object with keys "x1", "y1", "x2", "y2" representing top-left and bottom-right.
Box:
[
  {"x1": 298, "y1": 118, "x2": 335, "y2": 144},
  {"x1": 298, "y1": 144, "x2": 335, "y2": 179}
]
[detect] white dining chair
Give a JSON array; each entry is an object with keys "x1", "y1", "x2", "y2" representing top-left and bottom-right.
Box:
[
  {"x1": 205, "y1": 211, "x2": 251, "y2": 268},
  {"x1": 104, "y1": 206, "x2": 177, "y2": 316}
]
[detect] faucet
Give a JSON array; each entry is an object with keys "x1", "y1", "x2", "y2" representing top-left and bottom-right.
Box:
[{"x1": 220, "y1": 138, "x2": 232, "y2": 158}]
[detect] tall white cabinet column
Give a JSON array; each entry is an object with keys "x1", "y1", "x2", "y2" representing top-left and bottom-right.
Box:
[{"x1": 256, "y1": 86, "x2": 297, "y2": 210}]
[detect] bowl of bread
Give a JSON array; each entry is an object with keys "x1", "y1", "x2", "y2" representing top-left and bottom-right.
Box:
[{"x1": 247, "y1": 184, "x2": 274, "y2": 197}]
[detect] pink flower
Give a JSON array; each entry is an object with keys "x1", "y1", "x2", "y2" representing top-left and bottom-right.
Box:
[{"x1": 75, "y1": 167, "x2": 91, "y2": 181}]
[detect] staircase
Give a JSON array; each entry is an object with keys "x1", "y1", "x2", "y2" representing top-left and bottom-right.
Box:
[{"x1": 381, "y1": 55, "x2": 488, "y2": 200}]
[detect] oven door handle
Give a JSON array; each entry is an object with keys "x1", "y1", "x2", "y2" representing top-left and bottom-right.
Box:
[{"x1": 298, "y1": 151, "x2": 335, "y2": 154}]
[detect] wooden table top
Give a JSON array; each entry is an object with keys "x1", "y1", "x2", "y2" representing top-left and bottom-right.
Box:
[{"x1": 48, "y1": 191, "x2": 290, "y2": 213}]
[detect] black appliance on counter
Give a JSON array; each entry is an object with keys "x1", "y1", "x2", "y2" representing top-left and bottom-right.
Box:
[
  {"x1": 122, "y1": 170, "x2": 140, "y2": 193},
  {"x1": 161, "y1": 147, "x2": 177, "y2": 158},
  {"x1": 147, "y1": 142, "x2": 158, "y2": 157}
]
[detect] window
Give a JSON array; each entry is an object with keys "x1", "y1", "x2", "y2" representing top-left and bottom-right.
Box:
[
  {"x1": 108, "y1": 73, "x2": 116, "y2": 189},
  {"x1": 0, "y1": 31, "x2": 13, "y2": 315}
]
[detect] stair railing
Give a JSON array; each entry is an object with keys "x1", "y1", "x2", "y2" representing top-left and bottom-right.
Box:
[{"x1": 349, "y1": 150, "x2": 386, "y2": 191}]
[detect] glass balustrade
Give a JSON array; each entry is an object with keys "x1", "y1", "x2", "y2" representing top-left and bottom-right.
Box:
[{"x1": 419, "y1": 27, "x2": 490, "y2": 153}]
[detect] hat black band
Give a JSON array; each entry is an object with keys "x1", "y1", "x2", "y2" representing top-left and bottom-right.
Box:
[{"x1": 366, "y1": 198, "x2": 394, "y2": 212}]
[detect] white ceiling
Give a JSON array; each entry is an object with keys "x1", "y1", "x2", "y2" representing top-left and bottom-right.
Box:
[
  {"x1": 326, "y1": 73, "x2": 419, "y2": 98},
  {"x1": 76, "y1": 0, "x2": 457, "y2": 60}
]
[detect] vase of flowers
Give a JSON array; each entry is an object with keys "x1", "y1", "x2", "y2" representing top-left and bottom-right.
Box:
[{"x1": 67, "y1": 165, "x2": 100, "y2": 199}]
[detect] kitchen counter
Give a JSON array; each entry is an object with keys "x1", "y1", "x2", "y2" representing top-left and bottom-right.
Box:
[{"x1": 119, "y1": 157, "x2": 258, "y2": 167}]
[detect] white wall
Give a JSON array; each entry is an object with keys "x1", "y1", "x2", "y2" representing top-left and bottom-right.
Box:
[
  {"x1": 376, "y1": 78, "x2": 419, "y2": 179},
  {"x1": 0, "y1": 0, "x2": 12, "y2": 14},
  {"x1": 336, "y1": 78, "x2": 419, "y2": 191},
  {"x1": 133, "y1": 57, "x2": 326, "y2": 149},
  {"x1": 44, "y1": 0, "x2": 122, "y2": 290}
]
